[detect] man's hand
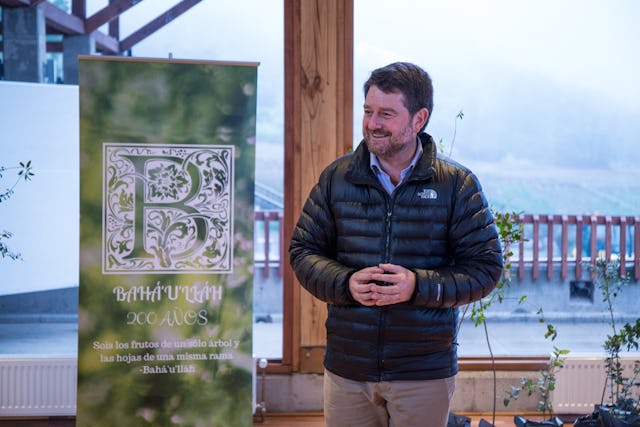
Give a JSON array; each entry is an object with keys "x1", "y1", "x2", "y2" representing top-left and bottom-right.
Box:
[
  {"x1": 349, "y1": 266, "x2": 384, "y2": 306},
  {"x1": 349, "y1": 263, "x2": 416, "y2": 306}
]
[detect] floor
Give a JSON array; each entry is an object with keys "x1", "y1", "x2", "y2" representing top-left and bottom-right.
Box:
[{"x1": 0, "y1": 413, "x2": 571, "y2": 426}]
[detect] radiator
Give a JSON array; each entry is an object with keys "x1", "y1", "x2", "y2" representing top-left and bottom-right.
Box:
[
  {"x1": 0, "y1": 357, "x2": 76, "y2": 416},
  {"x1": 551, "y1": 355, "x2": 638, "y2": 414}
]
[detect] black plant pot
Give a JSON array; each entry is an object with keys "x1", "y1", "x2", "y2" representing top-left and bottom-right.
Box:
[
  {"x1": 599, "y1": 406, "x2": 640, "y2": 427},
  {"x1": 575, "y1": 406, "x2": 640, "y2": 427},
  {"x1": 447, "y1": 412, "x2": 471, "y2": 427},
  {"x1": 573, "y1": 411, "x2": 603, "y2": 427},
  {"x1": 514, "y1": 414, "x2": 564, "y2": 427}
]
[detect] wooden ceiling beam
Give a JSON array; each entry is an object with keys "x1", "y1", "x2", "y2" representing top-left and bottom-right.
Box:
[
  {"x1": 42, "y1": 1, "x2": 84, "y2": 34},
  {"x1": 85, "y1": 0, "x2": 142, "y2": 34},
  {"x1": 0, "y1": 0, "x2": 48, "y2": 7},
  {"x1": 109, "y1": 18, "x2": 120, "y2": 39},
  {"x1": 71, "y1": 0, "x2": 86, "y2": 19},
  {"x1": 40, "y1": 35, "x2": 119, "y2": 55},
  {"x1": 92, "y1": 30, "x2": 120, "y2": 54},
  {"x1": 1, "y1": 0, "x2": 198, "y2": 54},
  {"x1": 0, "y1": 0, "x2": 31, "y2": 7},
  {"x1": 120, "y1": 0, "x2": 201, "y2": 52}
]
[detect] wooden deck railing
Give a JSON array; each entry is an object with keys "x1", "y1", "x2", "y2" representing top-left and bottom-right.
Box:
[
  {"x1": 254, "y1": 210, "x2": 284, "y2": 279},
  {"x1": 517, "y1": 214, "x2": 639, "y2": 281},
  {"x1": 253, "y1": 212, "x2": 639, "y2": 282}
]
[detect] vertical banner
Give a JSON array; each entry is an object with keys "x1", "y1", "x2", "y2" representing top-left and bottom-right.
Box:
[{"x1": 77, "y1": 57, "x2": 257, "y2": 427}]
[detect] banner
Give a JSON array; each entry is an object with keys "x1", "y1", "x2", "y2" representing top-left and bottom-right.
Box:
[{"x1": 77, "y1": 57, "x2": 257, "y2": 427}]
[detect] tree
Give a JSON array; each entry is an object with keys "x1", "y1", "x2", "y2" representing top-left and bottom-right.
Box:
[{"x1": 0, "y1": 160, "x2": 34, "y2": 260}]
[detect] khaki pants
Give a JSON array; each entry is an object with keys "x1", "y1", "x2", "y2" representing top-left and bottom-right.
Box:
[{"x1": 323, "y1": 369, "x2": 455, "y2": 427}]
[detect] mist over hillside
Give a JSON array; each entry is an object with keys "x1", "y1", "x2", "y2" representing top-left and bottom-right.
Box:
[
  {"x1": 466, "y1": 160, "x2": 640, "y2": 216},
  {"x1": 430, "y1": 63, "x2": 640, "y2": 171},
  {"x1": 423, "y1": 64, "x2": 640, "y2": 216},
  {"x1": 258, "y1": 65, "x2": 640, "y2": 217}
]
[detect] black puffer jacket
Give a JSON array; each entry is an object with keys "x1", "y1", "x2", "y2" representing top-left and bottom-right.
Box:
[{"x1": 289, "y1": 132, "x2": 503, "y2": 382}]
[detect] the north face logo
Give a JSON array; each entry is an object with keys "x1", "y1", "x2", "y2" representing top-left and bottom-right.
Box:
[{"x1": 417, "y1": 188, "x2": 438, "y2": 200}]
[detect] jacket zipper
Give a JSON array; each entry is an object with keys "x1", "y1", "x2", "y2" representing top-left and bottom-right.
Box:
[
  {"x1": 383, "y1": 208, "x2": 393, "y2": 263},
  {"x1": 378, "y1": 197, "x2": 394, "y2": 379}
]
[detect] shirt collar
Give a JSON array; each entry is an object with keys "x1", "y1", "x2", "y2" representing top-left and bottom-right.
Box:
[{"x1": 369, "y1": 136, "x2": 423, "y2": 176}]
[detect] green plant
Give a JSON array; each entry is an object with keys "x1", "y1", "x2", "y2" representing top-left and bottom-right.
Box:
[
  {"x1": 437, "y1": 110, "x2": 464, "y2": 157},
  {"x1": 504, "y1": 344, "x2": 570, "y2": 419},
  {"x1": 604, "y1": 320, "x2": 640, "y2": 416},
  {"x1": 469, "y1": 210, "x2": 525, "y2": 326},
  {"x1": 438, "y1": 112, "x2": 529, "y2": 426},
  {"x1": 437, "y1": 111, "x2": 568, "y2": 424},
  {"x1": 590, "y1": 258, "x2": 640, "y2": 417},
  {"x1": 1, "y1": 160, "x2": 34, "y2": 260},
  {"x1": 454, "y1": 209, "x2": 526, "y2": 426},
  {"x1": 487, "y1": 214, "x2": 569, "y2": 422}
]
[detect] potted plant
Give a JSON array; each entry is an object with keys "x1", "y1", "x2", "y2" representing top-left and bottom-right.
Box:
[
  {"x1": 502, "y1": 309, "x2": 568, "y2": 427},
  {"x1": 468, "y1": 211, "x2": 569, "y2": 427},
  {"x1": 438, "y1": 114, "x2": 563, "y2": 427},
  {"x1": 573, "y1": 258, "x2": 640, "y2": 427},
  {"x1": 438, "y1": 112, "x2": 516, "y2": 427},
  {"x1": 596, "y1": 318, "x2": 640, "y2": 427},
  {"x1": 456, "y1": 210, "x2": 524, "y2": 427}
]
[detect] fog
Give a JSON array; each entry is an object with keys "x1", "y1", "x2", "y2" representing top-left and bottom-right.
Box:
[{"x1": 119, "y1": 0, "x2": 640, "y2": 212}]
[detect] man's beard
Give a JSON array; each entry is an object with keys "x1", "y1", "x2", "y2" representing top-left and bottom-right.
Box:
[{"x1": 364, "y1": 125, "x2": 414, "y2": 160}]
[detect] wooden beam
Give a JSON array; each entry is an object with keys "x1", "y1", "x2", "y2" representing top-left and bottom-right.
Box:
[
  {"x1": 284, "y1": 0, "x2": 353, "y2": 372},
  {"x1": 42, "y1": 1, "x2": 84, "y2": 34},
  {"x1": 109, "y1": 16, "x2": 120, "y2": 39},
  {"x1": 0, "y1": 0, "x2": 31, "y2": 7},
  {"x1": 85, "y1": 0, "x2": 141, "y2": 34},
  {"x1": 92, "y1": 30, "x2": 120, "y2": 54},
  {"x1": 119, "y1": 0, "x2": 201, "y2": 52},
  {"x1": 282, "y1": 0, "x2": 301, "y2": 372},
  {"x1": 71, "y1": 0, "x2": 86, "y2": 19}
]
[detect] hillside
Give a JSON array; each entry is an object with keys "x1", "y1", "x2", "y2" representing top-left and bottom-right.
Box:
[{"x1": 467, "y1": 160, "x2": 640, "y2": 216}]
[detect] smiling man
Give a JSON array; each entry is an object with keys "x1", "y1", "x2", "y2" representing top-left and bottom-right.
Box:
[{"x1": 289, "y1": 62, "x2": 503, "y2": 427}]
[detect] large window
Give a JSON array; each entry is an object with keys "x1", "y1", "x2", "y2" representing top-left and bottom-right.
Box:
[
  {"x1": 3, "y1": 1, "x2": 639, "y2": 362},
  {"x1": 123, "y1": 1, "x2": 284, "y2": 197},
  {"x1": 127, "y1": 1, "x2": 285, "y2": 359},
  {"x1": 354, "y1": 0, "x2": 640, "y2": 356},
  {"x1": 0, "y1": 0, "x2": 285, "y2": 360}
]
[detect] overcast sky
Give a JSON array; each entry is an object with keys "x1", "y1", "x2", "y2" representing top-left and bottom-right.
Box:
[
  {"x1": 109, "y1": 0, "x2": 640, "y2": 105},
  {"x1": 354, "y1": 0, "x2": 640, "y2": 104},
  {"x1": 113, "y1": 0, "x2": 640, "y2": 151}
]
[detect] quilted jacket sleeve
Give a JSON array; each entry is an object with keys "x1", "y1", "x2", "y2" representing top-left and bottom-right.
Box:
[
  {"x1": 412, "y1": 169, "x2": 503, "y2": 308},
  {"x1": 288, "y1": 172, "x2": 356, "y2": 306}
]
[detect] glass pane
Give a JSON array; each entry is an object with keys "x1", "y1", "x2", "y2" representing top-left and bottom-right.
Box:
[
  {"x1": 0, "y1": 0, "x2": 284, "y2": 360},
  {"x1": 354, "y1": 0, "x2": 640, "y2": 357},
  {"x1": 124, "y1": 0, "x2": 286, "y2": 360}
]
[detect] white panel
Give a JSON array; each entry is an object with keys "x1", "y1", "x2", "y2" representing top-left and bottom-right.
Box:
[
  {"x1": 0, "y1": 357, "x2": 76, "y2": 416},
  {"x1": 551, "y1": 355, "x2": 637, "y2": 414}
]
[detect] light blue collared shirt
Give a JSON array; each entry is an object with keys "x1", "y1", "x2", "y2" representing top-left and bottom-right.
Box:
[{"x1": 370, "y1": 138, "x2": 423, "y2": 194}]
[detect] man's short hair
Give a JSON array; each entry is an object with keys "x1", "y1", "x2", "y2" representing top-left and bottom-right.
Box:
[{"x1": 363, "y1": 62, "x2": 434, "y2": 130}]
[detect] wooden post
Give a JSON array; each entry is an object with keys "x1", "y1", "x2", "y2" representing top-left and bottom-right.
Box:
[{"x1": 283, "y1": 0, "x2": 353, "y2": 372}]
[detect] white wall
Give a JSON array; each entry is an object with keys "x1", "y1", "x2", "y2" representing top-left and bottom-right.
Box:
[{"x1": 0, "y1": 81, "x2": 79, "y2": 296}]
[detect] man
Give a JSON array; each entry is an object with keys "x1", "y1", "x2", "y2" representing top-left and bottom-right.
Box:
[{"x1": 289, "y1": 62, "x2": 503, "y2": 427}]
